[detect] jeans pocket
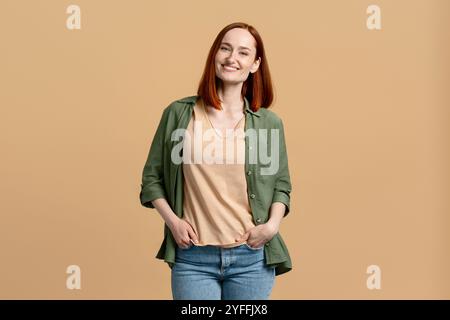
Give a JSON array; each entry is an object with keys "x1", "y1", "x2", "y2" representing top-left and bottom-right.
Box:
[
  {"x1": 244, "y1": 243, "x2": 264, "y2": 251},
  {"x1": 178, "y1": 243, "x2": 194, "y2": 250}
]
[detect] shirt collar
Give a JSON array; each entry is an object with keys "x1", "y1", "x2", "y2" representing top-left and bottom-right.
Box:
[
  {"x1": 190, "y1": 95, "x2": 260, "y2": 117},
  {"x1": 243, "y1": 96, "x2": 261, "y2": 117}
]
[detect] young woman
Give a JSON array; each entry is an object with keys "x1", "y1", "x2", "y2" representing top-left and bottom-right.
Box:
[{"x1": 139, "y1": 22, "x2": 292, "y2": 300}]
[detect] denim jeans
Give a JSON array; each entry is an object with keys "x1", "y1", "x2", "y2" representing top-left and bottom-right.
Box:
[{"x1": 171, "y1": 243, "x2": 276, "y2": 300}]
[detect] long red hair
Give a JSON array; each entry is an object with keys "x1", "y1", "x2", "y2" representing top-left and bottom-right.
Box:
[{"x1": 197, "y1": 22, "x2": 274, "y2": 112}]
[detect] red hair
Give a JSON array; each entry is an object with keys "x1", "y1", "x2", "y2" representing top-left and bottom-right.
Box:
[{"x1": 197, "y1": 22, "x2": 274, "y2": 112}]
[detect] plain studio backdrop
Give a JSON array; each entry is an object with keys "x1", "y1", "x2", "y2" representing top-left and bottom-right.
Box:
[{"x1": 0, "y1": 0, "x2": 449, "y2": 299}]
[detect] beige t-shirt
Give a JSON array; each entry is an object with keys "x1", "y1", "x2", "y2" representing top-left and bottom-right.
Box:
[{"x1": 181, "y1": 98, "x2": 256, "y2": 248}]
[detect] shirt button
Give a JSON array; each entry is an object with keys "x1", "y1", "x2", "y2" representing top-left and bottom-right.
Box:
[
  {"x1": 247, "y1": 170, "x2": 252, "y2": 175},
  {"x1": 256, "y1": 218, "x2": 261, "y2": 223},
  {"x1": 250, "y1": 193, "x2": 255, "y2": 199}
]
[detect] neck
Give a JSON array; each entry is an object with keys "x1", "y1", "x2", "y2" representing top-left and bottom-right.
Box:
[{"x1": 217, "y1": 83, "x2": 244, "y2": 114}]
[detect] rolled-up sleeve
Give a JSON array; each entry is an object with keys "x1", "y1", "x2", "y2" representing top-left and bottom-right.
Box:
[
  {"x1": 139, "y1": 108, "x2": 169, "y2": 209},
  {"x1": 271, "y1": 118, "x2": 292, "y2": 217}
]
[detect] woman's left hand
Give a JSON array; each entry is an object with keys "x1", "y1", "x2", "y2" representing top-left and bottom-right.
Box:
[{"x1": 235, "y1": 221, "x2": 279, "y2": 248}]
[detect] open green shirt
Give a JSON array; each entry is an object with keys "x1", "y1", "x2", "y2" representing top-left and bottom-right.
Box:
[{"x1": 139, "y1": 95, "x2": 293, "y2": 276}]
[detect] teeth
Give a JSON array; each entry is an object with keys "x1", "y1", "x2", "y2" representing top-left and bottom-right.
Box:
[{"x1": 223, "y1": 65, "x2": 238, "y2": 70}]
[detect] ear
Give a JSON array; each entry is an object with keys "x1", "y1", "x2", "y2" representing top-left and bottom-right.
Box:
[{"x1": 250, "y1": 57, "x2": 261, "y2": 74}]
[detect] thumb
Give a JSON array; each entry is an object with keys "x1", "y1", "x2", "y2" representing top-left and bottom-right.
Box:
[
  {"x1": 236, "y1": 231, "x2": 250, "y2": 242},
  {"x1": 187, "y1": 226, "x2": 199, "y2": 244}
]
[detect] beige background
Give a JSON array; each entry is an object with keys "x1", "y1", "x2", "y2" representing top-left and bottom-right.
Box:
[{"x1": 0, "y1": 0, "x2": 449, "y2": 299}]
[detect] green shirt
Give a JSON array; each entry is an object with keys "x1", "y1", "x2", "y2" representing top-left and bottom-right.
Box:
[{"x1": 139, "y1": 95, "x2": 293, "y2": 276}]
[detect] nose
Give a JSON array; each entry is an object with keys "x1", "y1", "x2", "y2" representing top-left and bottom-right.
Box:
[{"x1": 225, "y1": 49, "x2": 239, "y2": 61}]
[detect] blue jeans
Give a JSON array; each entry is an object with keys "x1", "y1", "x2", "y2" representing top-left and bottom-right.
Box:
[{"x1": 171, "y1": 243, "x2": 276, "y2": 300}]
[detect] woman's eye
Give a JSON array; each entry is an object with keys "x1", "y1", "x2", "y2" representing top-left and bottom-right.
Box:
[{"x1": 220, "y1": 47, "x2": 248, "y2": 56}]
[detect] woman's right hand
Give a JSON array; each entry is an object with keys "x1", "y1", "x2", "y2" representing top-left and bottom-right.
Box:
[{"x1": 169, "y1": 218, "x2": 199, "y2": 249}]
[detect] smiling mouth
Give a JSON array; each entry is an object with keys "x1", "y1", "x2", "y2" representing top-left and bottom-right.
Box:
[{"x1": 222, "y1": 64, "x2": 239, "y2": 71}]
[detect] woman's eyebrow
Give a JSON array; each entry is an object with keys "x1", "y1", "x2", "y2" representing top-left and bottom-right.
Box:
[{"x1": 221, "y1": 42, "x2": 251, "y2": 51}]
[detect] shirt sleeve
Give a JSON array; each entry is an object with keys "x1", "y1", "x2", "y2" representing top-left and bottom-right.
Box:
[
  {"x1": 271, "y1": 117, "x2": 292, "y2": 217},
  {"x1": 139, "y1": 107, "x2": 170, "y2": 209}
]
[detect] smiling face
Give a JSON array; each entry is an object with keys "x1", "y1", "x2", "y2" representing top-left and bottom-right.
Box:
[{"x1": 214, "y1": 28, "x2": 261, "y2": 86}]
